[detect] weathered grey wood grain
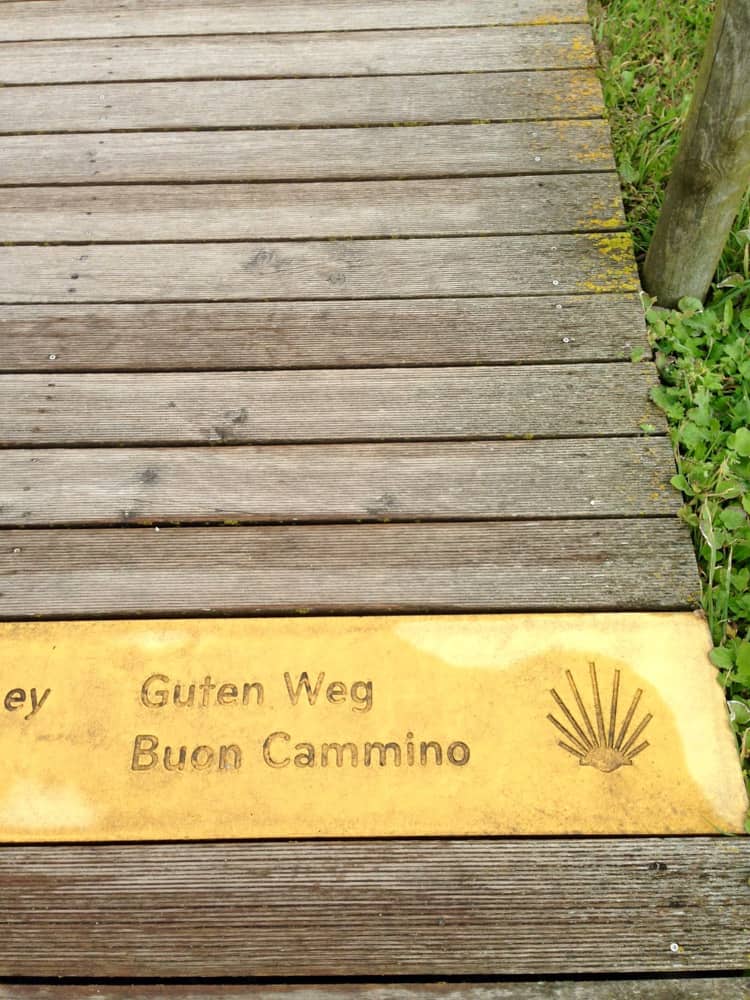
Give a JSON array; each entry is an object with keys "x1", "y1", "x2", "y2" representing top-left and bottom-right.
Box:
[
  {"x1": 0, "y1": 438, "x2": 679, "y2": 526},
  {"x1": 0, "y1": 25, "x2": 596, "y2": 84},
  {"x1": 0, "y1": 839, "x2": 741, "y2": 975},
  {"x1": 0, "y1": 364, "x2": 664, "y2": 445},
  {"x1": 4, "y1": 982, "x2": 748, "y2": 999},
  {"x1": 0, "y1": 234, "x2": 639, "y2": 303},
  {"x1": 0, "y1": 520, "x2": 699, "y2": 618},
  {"x1": 0, "y1": 70, "x2": 604, "y2": 133},
  {"x1": 1, "y1": 0, "x2": 588, "y2": 41},
  {"x1": 643, "y1": 0, "x2": 750, "y2": 305},
  {"x1": 1, "y1": 174, "x2": 624, "y2": 243},
  {"x1": 0, "y1": 121, "x2": 615, "y2": 185},
  {"x1": 0, "y1": 294, "x2": 647, "y2": 371}
]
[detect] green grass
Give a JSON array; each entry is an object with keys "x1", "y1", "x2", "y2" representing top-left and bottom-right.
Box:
[
  {"x1": 590, "y1": 0, "x2": 750, "y2": 280},
  {"x1": 590, "y1": 0, "x2": 750, "y2": 809}
]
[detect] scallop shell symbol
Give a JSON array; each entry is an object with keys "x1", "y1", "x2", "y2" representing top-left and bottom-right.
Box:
[{"x1": 547, "y1": 662, "x2": 652, "y2": 772}]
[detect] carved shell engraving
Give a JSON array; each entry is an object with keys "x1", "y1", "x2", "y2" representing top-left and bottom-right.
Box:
[{"x1": 547, "y1": 663, "x2": 652, "y2": 772}]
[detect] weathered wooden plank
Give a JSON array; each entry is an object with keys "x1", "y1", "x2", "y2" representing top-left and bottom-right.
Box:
[
  {"x1": 0, "y1": 294, "x2": 647, "y2": 371},
  {"x1": 0, "y1": 838, "x2": 742, "y2": 975},
  {"x1": 0, "y1": 520, "x2": 699, "y2": 618},
  {"x1": 0, "y1": 25, "x2": 596, "y2": 85},
  {"x1": 0, "y1": 364, "x2": 663, "y2": 445},
  {"x1": 0, "y1": 70, "x2": 604, "y2": 134},
  {"x1": 0, "y1": 122, "x2": 615, "y2": 185},
  {"x1": 0, "y1": 234, "x2": 639, "y2": 303},
  {"x1": 1, "y1": 0, "x2": 589, "y2": 42},
  {"x1": 0, "y1": 438, "x2": 679, "y2": 526},
  {"x1": 0, "y1": 175, "x2": 624, "y2": 243},
  {"x1": 4, "y1": 982, "x2": 747, "y2": 999}
]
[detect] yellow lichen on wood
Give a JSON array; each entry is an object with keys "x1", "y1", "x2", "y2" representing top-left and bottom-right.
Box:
[
  {"x1": 592, "y1": 232, "x2": 638, "y2": 264},
  {"x1": 585, "y1": 217, "x2": 626, "y2": 230},
  {"x1": 549, "y1": 119, "x2": 613, "y2": 166},
  {"x1": 578, "y1": 195, "x2": 626, "y2": 231},
  {"x1": 575, "y1": 146, "x2": 613, "y2": 164},
  {"x1": 564, "y1": 33, "x2": 596, "y2": 66},
  {"x1": 549, "y1": 71, "x2": 603, "y2": 117},
  {"x1": 577, "y1": 233, "x2": 640, "y2": 293},
  {"x1": 525, "y1": 14, "x2": 568, "y2": 25}
]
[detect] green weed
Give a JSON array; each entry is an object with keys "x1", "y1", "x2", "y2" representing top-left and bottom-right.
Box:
[
  {"x1": 591, "y1": 0, "x2": 750, "y2": 801},
  {"x1": 645, "y1": 289, "x2": 750, "y2": 804}
]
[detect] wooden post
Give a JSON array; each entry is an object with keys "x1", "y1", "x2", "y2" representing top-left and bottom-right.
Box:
[{"x1": 642, "y1": 0, "x2": 750, "y2": 306}]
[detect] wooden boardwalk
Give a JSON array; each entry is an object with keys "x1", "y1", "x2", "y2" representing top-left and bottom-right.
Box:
[
  {"x1": 0, "y1": 0, "x2": 697, "y2": 619},
  {"x1": 0, "y1": 0, "x2": 747, "y2": 994}
]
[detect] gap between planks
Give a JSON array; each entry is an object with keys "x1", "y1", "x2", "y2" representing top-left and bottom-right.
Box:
[{"x1": 2, "y1": 982, "x2": 748, "y2": 999}]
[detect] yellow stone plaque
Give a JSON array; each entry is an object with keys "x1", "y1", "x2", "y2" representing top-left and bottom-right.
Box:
[{"x1": 0, "y1": 612, "x2": 746, "y2": 841}]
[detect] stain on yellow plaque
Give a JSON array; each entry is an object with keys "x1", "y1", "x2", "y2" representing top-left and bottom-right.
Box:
[{"x1": 0, "y1": 611, "x2": 746, "y2": 841}]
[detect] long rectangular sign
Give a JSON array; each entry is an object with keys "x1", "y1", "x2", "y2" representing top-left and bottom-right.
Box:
[{"x1": 0, "y1": 612, "x2": 745, "y2": 840}]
